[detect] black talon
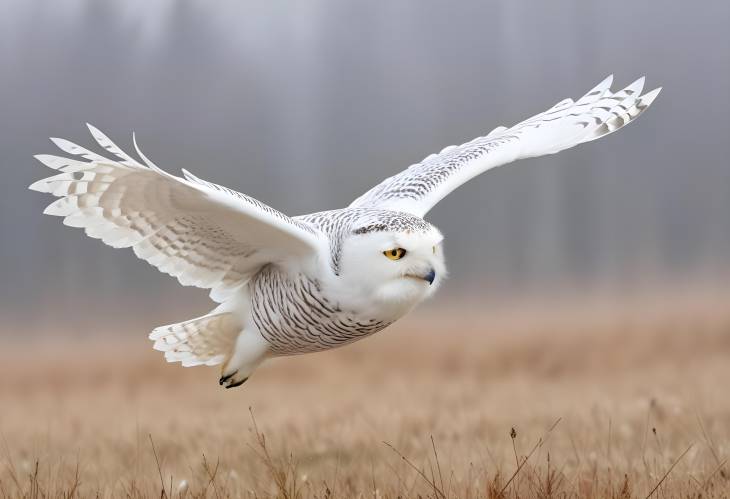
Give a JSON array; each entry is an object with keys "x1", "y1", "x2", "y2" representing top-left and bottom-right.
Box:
[
  {"x1": 225, "y1": 377, "x2": 248, "y2": 389},
  {"x1": 219, "y1": 372, "x2": 236, "y2": 385}
]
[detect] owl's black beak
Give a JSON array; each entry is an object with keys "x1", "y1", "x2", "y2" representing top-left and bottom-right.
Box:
[
  {"x1": 423, "y1": 268, "x2": 436, "y2": 285},
  {"x1": 405, "y1": 268, "x2": 437, "y2": 285}
]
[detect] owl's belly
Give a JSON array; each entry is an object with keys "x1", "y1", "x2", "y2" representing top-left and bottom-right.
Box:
[{"x1": 249, "y1": 266, "x2": 391, "y2": 355}]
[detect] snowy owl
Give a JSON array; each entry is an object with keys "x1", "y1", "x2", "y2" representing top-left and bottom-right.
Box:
[{"x1": 30, "y1": 75, "x2": 660, "y2": 388}]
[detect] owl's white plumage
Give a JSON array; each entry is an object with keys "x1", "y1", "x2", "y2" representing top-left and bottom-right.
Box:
[{"x1": 30, "y1": 76, "x2": 660, "y2": 387}]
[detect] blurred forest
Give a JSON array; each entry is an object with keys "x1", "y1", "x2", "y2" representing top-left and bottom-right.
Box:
[{"x1": 1, "y1": 1, "x2": 728, "y2": 337}]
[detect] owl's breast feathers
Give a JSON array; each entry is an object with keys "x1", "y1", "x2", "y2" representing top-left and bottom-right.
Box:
[{"x1": 250, "y1": 265, "x2": 391, "y2": 355}]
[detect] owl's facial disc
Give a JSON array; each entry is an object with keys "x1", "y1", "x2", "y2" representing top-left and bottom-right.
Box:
[{"x1": 336, "y1": 222, "x2": 446, "y2": 319}]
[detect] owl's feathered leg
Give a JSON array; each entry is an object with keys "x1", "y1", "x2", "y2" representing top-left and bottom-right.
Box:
[{"x1": 219, "y1": 324, "x2": 270, "y2": 389}]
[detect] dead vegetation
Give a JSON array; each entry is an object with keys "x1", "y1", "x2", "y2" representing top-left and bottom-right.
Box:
[{"x1": 1, "y1": 289, "x2": 729, "y2": 498}]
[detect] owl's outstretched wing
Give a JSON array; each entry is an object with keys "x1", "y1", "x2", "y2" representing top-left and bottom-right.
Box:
[
  {"x1": 30, "y1": 125, "x2": 326, "y2": 302},
  {"x1": 350, "y1": 76, "x2": 661, "y2": 217}
]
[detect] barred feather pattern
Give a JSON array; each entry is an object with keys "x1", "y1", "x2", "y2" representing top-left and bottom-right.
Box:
[
  {"x1": 251, "y1": 209, "x2": 432, "y2": 355},
  {"x1": 250, "y1": 265, "x2": 390, "y2": 355},
  {"x1": 30, "y1": 125, "x2": 323, "y2": 303},
  {"x1": 351, "y1": 76, "x2": 661, "y2": 216}
]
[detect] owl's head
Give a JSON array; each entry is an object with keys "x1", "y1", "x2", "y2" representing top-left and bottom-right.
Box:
[{"x1": 335, "y1": 211, "x2": 446, "y2": 318}]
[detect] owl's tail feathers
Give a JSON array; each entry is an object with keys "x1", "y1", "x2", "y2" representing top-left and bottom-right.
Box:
[{"x1": 149, "y1": 312, "x2": 240, "y2": 367}]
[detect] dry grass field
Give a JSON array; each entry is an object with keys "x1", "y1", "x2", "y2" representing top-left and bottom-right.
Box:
[{"x1": 1, "y1": 289, "x2": 729, "y2": 498}]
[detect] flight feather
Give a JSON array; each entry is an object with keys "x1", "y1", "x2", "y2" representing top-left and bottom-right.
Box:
[
  {"x1": 350, "y1": 76, "x2": 661, "y2": 217},
  {"x1": 30, "y1": 124, "x2": 325, "y2": 302}
]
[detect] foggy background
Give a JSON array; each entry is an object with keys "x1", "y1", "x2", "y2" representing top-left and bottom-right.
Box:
[{"x1": 1, "y1": 1, "x2": 728, "y2": 338}]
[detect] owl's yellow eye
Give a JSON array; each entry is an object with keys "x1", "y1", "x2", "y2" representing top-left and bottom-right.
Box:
[{"x1": 384, "y1": 248, "x2": 406, "y2": 260}]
